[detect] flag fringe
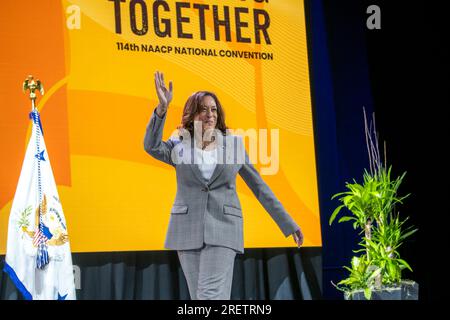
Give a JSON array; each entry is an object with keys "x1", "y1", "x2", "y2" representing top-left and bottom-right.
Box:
[{"x1": 36, "y1": 243, "x2": 49, "y2": 269}]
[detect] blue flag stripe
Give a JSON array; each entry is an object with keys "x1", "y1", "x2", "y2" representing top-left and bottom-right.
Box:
[{"x1": 3, "y1": 262, "x2": 33, "y2": 300}]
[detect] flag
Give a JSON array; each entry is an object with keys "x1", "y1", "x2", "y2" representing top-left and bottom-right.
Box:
[{"x1": 3, "y1": 109, "x2": 76, "y2": 300}]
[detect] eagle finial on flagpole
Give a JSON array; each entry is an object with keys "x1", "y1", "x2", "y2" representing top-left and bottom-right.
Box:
[{"x1": 23, "y1": 75, "x2": 44, "y2": 110}]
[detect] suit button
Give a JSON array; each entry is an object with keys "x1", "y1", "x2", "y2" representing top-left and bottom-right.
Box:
[{"x1": 202, "y1": 187, "x2": 209, "y2": 192}]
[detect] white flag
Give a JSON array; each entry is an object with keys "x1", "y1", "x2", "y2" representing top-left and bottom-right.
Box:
[{"x1": 4, "y1": 109, "x2": 76, "y2": 300}]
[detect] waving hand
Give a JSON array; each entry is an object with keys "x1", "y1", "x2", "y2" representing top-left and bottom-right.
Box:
[{"x1": 154, "y1": 71, "x2": 173, "y2": 117}]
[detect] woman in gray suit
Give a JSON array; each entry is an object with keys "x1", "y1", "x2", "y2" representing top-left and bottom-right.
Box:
[{"x1": 144, "y1": 71, "x2": 304, "y2": 300}]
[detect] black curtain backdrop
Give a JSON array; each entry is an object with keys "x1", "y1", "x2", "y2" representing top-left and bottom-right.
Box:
[{"x1": 1, "y1": 248, "x2": 322, "y2": 300}]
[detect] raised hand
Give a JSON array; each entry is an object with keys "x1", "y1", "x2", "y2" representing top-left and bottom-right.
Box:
[{"x1": 154, "y1": 71, "x2": 173, "y2": 117}]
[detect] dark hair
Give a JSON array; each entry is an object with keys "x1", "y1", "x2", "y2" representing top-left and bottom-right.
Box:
[{"x1": 179, "y1": 91, "x2": 228, "y2": 136}]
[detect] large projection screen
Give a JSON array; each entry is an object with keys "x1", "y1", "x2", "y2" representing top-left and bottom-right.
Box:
[{"x1": 0, "y1": 0, "x2": 321, "y2": 253}]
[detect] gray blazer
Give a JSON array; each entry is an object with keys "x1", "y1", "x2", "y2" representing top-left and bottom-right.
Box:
[{"x1": 144, "y1": 109, "x2": 299, "y2": 253}]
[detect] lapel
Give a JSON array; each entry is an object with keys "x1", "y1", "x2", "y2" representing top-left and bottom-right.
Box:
[
  {"x1": 186, "y1": 136, "x2": 228, "y2": 186},
  {"x1": 189, "y1": 163, "x2": 208, "y2": 185},
  {"x1": 207, "y1": 162, "x2": 225, "y2": 185},
  {"x1": 188, "y1": 148, "x2": 225, "y2": 186}
]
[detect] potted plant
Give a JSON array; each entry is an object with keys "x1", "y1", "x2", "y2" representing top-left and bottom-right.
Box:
[{"x1": 329, "y1": 110, "x2": 418, "y2": 300}]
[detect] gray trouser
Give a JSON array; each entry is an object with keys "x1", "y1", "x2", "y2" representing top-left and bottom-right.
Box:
[{"x1": 177, "y1": 245, "x2": 236, "y2": 300}]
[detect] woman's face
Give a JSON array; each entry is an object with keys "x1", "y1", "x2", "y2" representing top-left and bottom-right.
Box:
[{"x1": 194, "y1": 95, "x2": 218, "y2": 132}]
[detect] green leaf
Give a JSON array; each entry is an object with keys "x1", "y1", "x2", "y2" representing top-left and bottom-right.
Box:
[
  {"x1": 364, "y1": 288, "x2": 372, "y2": 300},
  {"x1": 329, "y1": 205, "x2": 345, "y2": 225},
  {"x1": 400, "y1": 228, "x2": 418, "y2": 241},
  {"x1": 343, "y1": 195, "x2": 354, "y2": 206},
  {"x1": 370, "y1": 191, "x2": 382, "y2": 198},
  {"x1": 331, "y1": 192, "x2": 348, "y2": 200},
  {"x1": 397, "y1": 259, "x2": 413, "y2": 272},
  {"x1": 343, "y1": 266, "x2": 353, "y2": 273},
  {"x1": 337, "y1": 279, "x2": 352, "y2": 286},
  {"x1": 386, "y1": 260, "x2": 397, "y2": 278},
  {"x1": 338, "y1": 216, "x2": 356, "y2": 223}
]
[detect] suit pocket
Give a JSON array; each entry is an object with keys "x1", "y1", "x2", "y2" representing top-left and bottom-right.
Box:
[
  {"x1": 171, "y1": 205, "x2": 188, "y2": 214},
  {"x1": 223, "y1": 205, "x2": 242, "y2": 218}
]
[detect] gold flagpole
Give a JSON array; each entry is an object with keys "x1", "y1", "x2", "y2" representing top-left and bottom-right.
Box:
[{"x1": 22, "y1": 75, "x2": 45, "y2": 110}]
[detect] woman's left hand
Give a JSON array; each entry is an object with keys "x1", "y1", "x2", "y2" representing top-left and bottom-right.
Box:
[{"x1": 292, "y1": 228, "x2": 304, "y2": 248}]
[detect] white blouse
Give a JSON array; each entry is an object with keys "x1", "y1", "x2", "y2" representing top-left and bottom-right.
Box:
[{"x1": 194, "y1": 146, "x2": 218, "y2": 181}]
